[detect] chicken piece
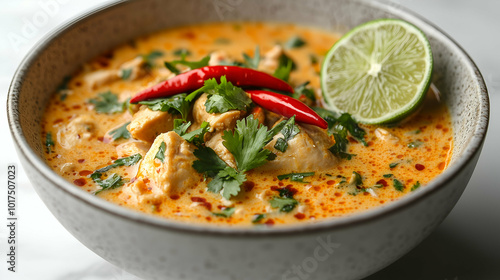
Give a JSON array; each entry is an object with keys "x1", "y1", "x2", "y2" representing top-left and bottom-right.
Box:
[
  {"x1": 116, "y1": 141, "x2": 150, "y2": 158},
  {"x1": 260, "y1": 123, "x2": 338, "y2": 173},
  {"x1": 125, "y1": 132, "x2": 201, "y2": 203},
  {"x1": 84, "y1": 69, "x2": 119, "y2": 89},
  {"x1": 208, "y1": 50, "x2": 230, "y2": 66},
  {"x1": 127, "y1": 105, "x2": 176, "y2": 143},
  {"x1": 192, "y1": 93, "x2": 244, "y2": 132},
  {"x1": 56, "y1": 114, "x2": 97, "y2": 149},
  {"x1": 205, "y1": 132, "x2": 237, "y2": 169},
  {"x1": 259, "y1": 45, "x2": 284, "y2": 73},
  {"x1": 119, "y1": 56, "x2": 147, "y2": 80},
  {"x1": 374, "y1": 128, "x2": 399, "y2": 144}
]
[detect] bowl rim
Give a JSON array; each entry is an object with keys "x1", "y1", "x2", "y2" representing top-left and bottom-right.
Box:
[{"x1": 7, "y1": 0, "x2": 489, "y2": 237}]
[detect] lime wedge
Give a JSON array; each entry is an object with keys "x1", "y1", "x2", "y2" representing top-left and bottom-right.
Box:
[{"x1": 321, "y1": 19, "x2": 433, "y2": 124}]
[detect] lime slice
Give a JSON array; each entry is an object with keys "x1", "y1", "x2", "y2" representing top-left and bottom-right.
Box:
[{"x1": 321, "y1": 19, "x2": 433, "y2": 124}]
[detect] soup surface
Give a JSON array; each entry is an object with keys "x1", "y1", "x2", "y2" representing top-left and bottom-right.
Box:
[{"x1": 41, "y1": 22, "x2": 453, "y2": 226}]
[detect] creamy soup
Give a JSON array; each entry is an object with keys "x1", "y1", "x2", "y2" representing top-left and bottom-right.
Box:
[{"x1": 41, "y1": 22, "x2": 453, "y2": 226}]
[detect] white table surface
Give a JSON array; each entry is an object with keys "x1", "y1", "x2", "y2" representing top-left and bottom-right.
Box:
[{"x1": 1, "y1": 1, "x2": 498, "y2": 279}]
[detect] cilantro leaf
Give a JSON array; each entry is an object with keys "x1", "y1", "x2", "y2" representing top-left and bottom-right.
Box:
[
  {"x1": 273, "y1": 116, "x2": 300, "y2": 152},
  {"x1": 394, "y1": 179, "x2": 405, "y2": 192},
  {"x1": 252, "y1": 214, "x2": 265, "y2": 223},
  {"x1": 389, "y1": 162, "x2": 399, "y2": 169},
  {"x1": 203, "y1": 76, "x2": 252, "y2": 113},
  {"x1": 293, "y1": 81, "x2": 316, "y2": 102},
  {"x1": 167, "y1": 55, "x2": 210, "y2": 71},
  {"x1": 284, "y1": 36, "x2": 306, "y2": 49},
  {"x1": 120, "y1": 68, "x2": 132, "y2": 80},
  {"x1": 192, "y1": 146, "x2": 229, "y2": 178},
  {"x1": 45, "y1": 132, "x2": 55, "y2": 153},
  {"x1": 173, "y1": 119, "x2": 191, "y2": 136},
  {"x1": 329, "y1": 129, "x2": 355, "y2": 160},
  {"x1": 222, "y1": 116, "x2": 272, "y2": 171},
  {"x1": 138, "y1": 93, "x2": 191, "y2": 120},
  {"x1": 383, "y1": 174, "x2": 393, "y2": 178},
  {"x1": 212, "y1": 207, "x2": 236, "y2": 218},
  {"x1": 411, "y1": 181, "x2": 421, "y2": 191},
  {"x1": 109, "y1": 122, "x2": 131, "y2": 141},
  {"x1": 88, "y1": 91, "x2": 125, "y2": 114},
  {"x1": 242, "y1": 46, "x2": 260, "y2": 69},
  {"x1": 176, "y1": 121, "x2": 210, "y2": 146},
  {"x1": 173, "y1": 48, "x2": 191, "y2": 57},
  {"x1": 336, "y1": 113, "x2": 367, "y2": 146},
  {"x1": 94, "y1": 154, "x2": 143, "y2": 174},
  {"x1": 92, "y1": 173, "x2": 125, "y2": 194},
  {"x1": 155, "y1": 142, "x2": 166, "y2": 163},
  {"x1": 269, "y1": 197, "x2": 298, "y2": 212},
  {"x1": 57, "y1": 76, "x2": 71, "y2": 101},
  {"x1": 164, "y1": 61, "x2": 180, "y2": 75},
  {"x1": 277, "y1": 172, "x2": 315, "y2": 183},
  {"x1": 273, "y1": 59, "x2": 293, "y2": 82},
  {"x1": 208, "y1": 167, "x2": 247, "y2": 200},
  {"x1": 142, "y1": 50, "x2": 164, "y2": 69}
]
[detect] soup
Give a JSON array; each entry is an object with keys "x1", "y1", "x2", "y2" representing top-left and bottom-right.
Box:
[{"x1": 41, "y1": 22, "x2": 452, "y2": 226}]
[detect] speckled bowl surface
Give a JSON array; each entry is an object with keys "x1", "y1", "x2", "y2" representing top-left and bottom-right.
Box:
[{"x1": 7, "y1": 0, "x2": 489, "y2": 279}]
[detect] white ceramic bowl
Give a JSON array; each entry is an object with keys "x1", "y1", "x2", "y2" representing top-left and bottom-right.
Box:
[{"x1": 7, "y1": 0, "x2": 489, "y2": 279}]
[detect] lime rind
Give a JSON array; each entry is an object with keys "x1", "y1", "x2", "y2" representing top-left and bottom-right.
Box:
[{"x1": 321, "y1": 19, "x2": 433, "y2": 124}]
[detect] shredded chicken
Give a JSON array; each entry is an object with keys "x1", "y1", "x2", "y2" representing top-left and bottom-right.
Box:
[{"x1": 127, "y1": 105, "x2": 176, "y2": 143}]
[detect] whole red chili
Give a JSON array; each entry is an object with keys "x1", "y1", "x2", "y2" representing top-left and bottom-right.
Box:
[
  {"x1": 130, "y1": 66, "x2": 294, "y2": 103},
  {"x1": 247, "y1": 90, "x2": 328, "y2": 129}
]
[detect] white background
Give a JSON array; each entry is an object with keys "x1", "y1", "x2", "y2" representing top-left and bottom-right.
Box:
[{"x1": 0, "y1": 0, "x2": 499, "y2": 279}]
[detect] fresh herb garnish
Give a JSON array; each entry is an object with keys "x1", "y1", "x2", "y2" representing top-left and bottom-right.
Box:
[
  {"x1": 94, "y1": 154, "x2": 143, "y2": 174},
  {"x1": 293, "y1": 81, "x2": 316, "y2": 102},
  {"x1": 393, "y1": 179, "x2": 405, "y2": 192},
  {"x1": 119, "y1": 68, "x2": 132, "y2": 80},
  {"x1": 164, "y1": 55, "x2": 210, "y2": 72},
  {"x1": 273, "y1": 59, "x2": 293, "y2": 82},
  {"x1": 269, "y1": 197, "x2": 298, "y2": 212},
  {"x1": 91, "y1": 173, "x2": 125, "y2": 195},
  {"x1": 192, "y1": 116, "x2": 274, "y2": 199},
  {"x1": 155, "y1": 142, "x2": 166, "y2": 163},
  {"x1": 389, "y1": 162, "x2": 399, "y2": 169},
  {"x1": 138, "y1": 93, "x2": 191, "y2": 120},
  {"x1": 45, "y1": 132, "x2": 55, "y2": 153},
  {"x1": 186, "y1": 76, "x2": 252, "y2": 114},
  {"x1": 277, "y1": 172, "x2": 315, "y2": 183},
  {"x1": 212, "y1": 207, "x2": 235, "y2": 218},
  {"x1": 174, "y1": 120, "x2": 210, "y2": 146},
  {"x1": 284, "y1": 36, "x2": 306, "y2": 49},
  {"x1": 164, "y1": 61, "x2": 181, "y2": 75},
  {"x1": 242, "y1": 46, "x2": 260, "y2": 69},
  {"x1": 329, "y1": 129, "x2": 355, "y2": 160},
  {"x1": 252, "y1": 214, "x2": 265, "y2": 223},
  {"x1": 411, "y1": 181, "x2": 421, "y2": 191},
  {"x1": 309, "y1": 54, "x2": 318, "y2": 65},
  {"x1": 383, "y1": 174, "x2": 393, "y2": 178},
  {"x1": 109, "y1": 122, "x2": 131, "y2": 141},
  {"x1": 408, "y1": 141, "x2": 423, "y2": 148},
  {"x1": 88, "y1": 91, "x2": 125, "y2": 114},
  {"x1": 274, "y1": 116, "x2": 300, "y2": 152},
  {"x1": 173, "y1": 48, "x2": 191, "y2": 57},
  {"x1": 142, "y1": 50, "x2": 164, "y2": 69}
]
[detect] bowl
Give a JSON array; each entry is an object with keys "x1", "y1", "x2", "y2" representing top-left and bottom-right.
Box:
[{"x1": 7, "y1": 0, "x2": 489, "y2": 279}]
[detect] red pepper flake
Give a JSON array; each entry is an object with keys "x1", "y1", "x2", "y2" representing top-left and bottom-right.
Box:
[
  {"x1": 73, "y1": 178, "x2": 86, "y2": 186},
  {"x1": 264, "y1": 219, "x2": 275, "y2": 225},
  {"x1": 77, "y1": 159, "x2": 85, "y2": 163},
  {"x1": 326, "y1": 180, "x2": 336, "y2": 185},
  {"x1": 79, "y1": 170, "x2": 92, "y2": 176},
  {"x1": 97, "y1": 136, "x2": 104, "y2": 142},
  {"x1": 170, "y1": 194, "x2": 180, "y2": 200},
  {"x1": 415, "y1": 164, "x2": 425, "y2": 171},
  {"x1": 347, "y1": 137, "x2": 358, "y2": 143},
  {"x1": 438, "y1": 162, "x2": 446, "y2": 170},
  {"x1": 376, "y1": 179, "x2": 388, "y2": 187},
  {"x1": 72, "y1": 105, "x2": 81, "y2": 110},
  {"x1": 191, "y1": 197, "x2": 206, "y2": 202},
  {"x1": 53, "y1": 118, "x2": 63, "y2": 124},
  {"x1": 334, "y1": 192, "x2": 342, "y2": 197},
  {"x1": 294, "y1": 213, "x2": 306, "y2": 220}
]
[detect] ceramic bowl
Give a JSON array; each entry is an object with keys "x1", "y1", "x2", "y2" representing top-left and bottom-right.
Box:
[{"x1": 7, "y1": 0, "x2": 489, "y2": 279}]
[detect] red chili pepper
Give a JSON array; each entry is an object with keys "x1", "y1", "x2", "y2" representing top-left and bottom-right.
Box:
[
  {"x1": 247, "y1": 90, "x2": 328, "y2": 129},
  {"x1": 130, "y1": 66, "x2": 294, "y2": 103}
]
